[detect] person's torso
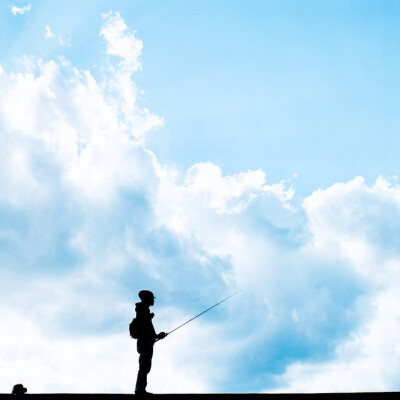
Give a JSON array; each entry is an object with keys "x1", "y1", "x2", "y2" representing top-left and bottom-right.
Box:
[{"x1": 135, "y1": 302, "x2": 156, "y2": 340}]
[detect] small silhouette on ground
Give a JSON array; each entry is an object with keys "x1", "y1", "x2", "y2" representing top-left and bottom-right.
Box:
[
  {"x1": 130, "y1": 290, "x2": 166, "y2": 395},
  {"x1": 11, "y1": 384, "x2": 27, "y2": 396}
]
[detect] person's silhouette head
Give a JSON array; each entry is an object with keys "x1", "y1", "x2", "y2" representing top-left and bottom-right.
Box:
[{"x1": 139, "y1": 290, "x2": 155, "y2": 306}]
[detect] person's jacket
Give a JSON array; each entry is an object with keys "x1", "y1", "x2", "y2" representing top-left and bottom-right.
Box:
[{"x1": 135, "y1": 302, "x2": 156, "y2": 341}]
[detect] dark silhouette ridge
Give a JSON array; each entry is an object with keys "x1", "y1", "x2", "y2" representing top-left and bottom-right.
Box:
[{"x1": 0, "y1": 393, "x2": 399, "y2": 400}]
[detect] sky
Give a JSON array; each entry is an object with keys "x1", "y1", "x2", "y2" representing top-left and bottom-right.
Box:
[{"x1": 0, "y1": 0, "x2": 400, "y2": 394}]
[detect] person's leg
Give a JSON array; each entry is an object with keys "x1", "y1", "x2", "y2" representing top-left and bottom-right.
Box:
[{"x1": 135, "y1": 340, "x2": 154, "y2": 393}]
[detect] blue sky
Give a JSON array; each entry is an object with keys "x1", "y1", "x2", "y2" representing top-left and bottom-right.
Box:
[
  {"x1": 1, "y1": 0, "x2": 400, "y2": 394},
  {"x1": 2, "y1": 0, "x2": 399, "y2": 194}
]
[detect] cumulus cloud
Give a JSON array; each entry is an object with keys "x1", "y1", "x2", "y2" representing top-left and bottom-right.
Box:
[
  {"x1": 99, "y1": 11, "x2": 143, "y2": 73},
  {"x1": 272, "y1": 178, "x2": 400, "y2": 392},
  {"x1": 11, "y1": 4, "x2": 31, "y2": 15},
  {"x1": 1, "y1": 10, "x2": 400, "y2": 394}
]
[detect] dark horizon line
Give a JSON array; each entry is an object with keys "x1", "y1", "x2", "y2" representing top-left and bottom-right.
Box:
[{"x1": 2, "y1": 391, "x2": 399, "y2": 399}]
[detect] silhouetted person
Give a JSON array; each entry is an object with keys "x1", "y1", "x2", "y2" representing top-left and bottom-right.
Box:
[{"x1": 134, "y1": 290, "x2": 166, "y2": 395}]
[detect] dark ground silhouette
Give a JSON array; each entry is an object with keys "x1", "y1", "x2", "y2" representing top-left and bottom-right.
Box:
[{"x1": 1, "y1": 392, "x2": 400, "y2": 399}]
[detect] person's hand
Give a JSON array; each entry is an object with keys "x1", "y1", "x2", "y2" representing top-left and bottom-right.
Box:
[{"x1": 158, "y1": 332, "x2": 167, "y2": 340}]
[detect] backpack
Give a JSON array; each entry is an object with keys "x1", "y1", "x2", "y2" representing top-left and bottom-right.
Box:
[{"x1": 129, "y1": 318, "x2": 140, "y2": 339}]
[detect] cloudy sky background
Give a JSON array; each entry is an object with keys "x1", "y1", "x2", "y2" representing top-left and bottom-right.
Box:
[{"x1": 1, "y1": 0, "x2": 400, "y2": 393}]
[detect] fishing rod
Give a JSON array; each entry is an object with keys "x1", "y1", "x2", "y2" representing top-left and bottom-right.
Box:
[{"x1": 157, "y1": 290, "x2": 241, "y2": 341}]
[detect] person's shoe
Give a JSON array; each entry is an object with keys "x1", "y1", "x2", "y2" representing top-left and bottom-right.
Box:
[{"x1": 135, "y1": 390, "x2": 153, "y2": 396}]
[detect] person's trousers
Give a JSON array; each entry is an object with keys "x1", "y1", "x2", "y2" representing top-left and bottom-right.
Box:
[{"x1": 135, "y1": 339, "x2": 154, "y2": 392}]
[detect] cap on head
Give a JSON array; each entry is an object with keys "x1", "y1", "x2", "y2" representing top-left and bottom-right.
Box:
[{"x1": 139, "y1": 290, "x2": 155, "y2": 301}]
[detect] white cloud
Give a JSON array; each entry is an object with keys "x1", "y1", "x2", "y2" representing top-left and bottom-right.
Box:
[
  {"x1": 99, "y1": 11, "x2": 143, "y2": 73},
  {"x1": 273, "y1": 259, "x2": 400, "y2": 393},
  {"x1": 45, "y1": 24, "x2": 53, "y2": 39},
  {"x1": 44, "y1": 25, "x2": 70, "y2": 47},
  {"x1": 270, "y1": 178, "x2": 400, "y2": 393},
  {"x1": 11, "y1": 4, "x2": 31, "y2": 15},
  {"x1": 1, "y1": 10, "x2": 400, "y2": 393}
]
